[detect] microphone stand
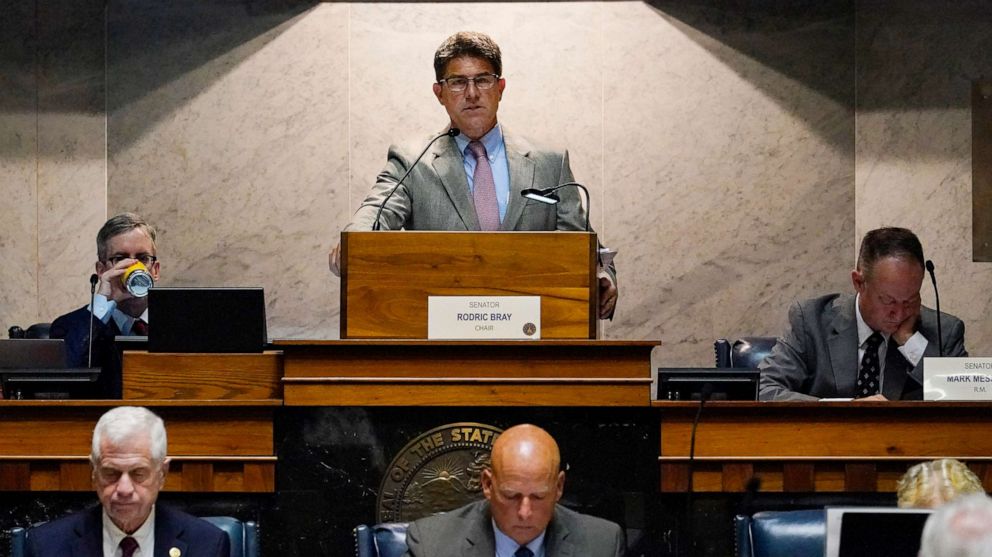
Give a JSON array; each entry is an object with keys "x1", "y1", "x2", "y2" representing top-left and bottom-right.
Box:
[
  {"x1": 87, "y1": 274, "x2": 98, "y2": 368},
  {"x1": 373, "y1": 128, "x2": 460, "y2": 231}
]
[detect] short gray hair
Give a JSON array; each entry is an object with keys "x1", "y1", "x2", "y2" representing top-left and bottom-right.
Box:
[
  {"x1": 919, "y1": 494, "x2": 992, "y2": 557},
  {"x1": 97, "y1": 213, "x2": 157, "y2": 262},
  {"x1": 90, "y1": 406, "x2": 168, "y2": 466}
]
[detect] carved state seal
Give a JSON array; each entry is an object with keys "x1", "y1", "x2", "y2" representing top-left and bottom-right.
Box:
[{"x1": 377, "y1": 422, "x2": 502, "y2": 523}]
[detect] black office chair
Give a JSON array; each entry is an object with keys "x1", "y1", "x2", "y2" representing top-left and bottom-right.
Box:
[
  {"x1": 354, "y1": 522, "x2": 409, "y2": 557},
  {"x1": 734, "y1": 509, "x2": 825, "y2": 557},
  {"x1": 715, "y1": 337, "x2": 777, "y2": 369},
  {"x1": 7, "y1": 323, "x2": 52, "y2": 339},
  {"x1": 10, "y1": 516, "x2": 258, "y2": 557}
]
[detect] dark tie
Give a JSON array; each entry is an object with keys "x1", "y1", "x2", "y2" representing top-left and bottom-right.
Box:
[
  {"x1": 131, "y1": 319, "x2": 149, "y2": 336},
  {"x1": 858, "y1": 332, "x2": 884, "y2": 397},
  {"x1": 120, "y1": 536, "x2": 139, "y2": 557},
  {"x1": 467, "y1": 141, "x2": 500, "y2": 231},
  {"x1": 514, "y1": 546, "x2": 534, "y2": 557}
]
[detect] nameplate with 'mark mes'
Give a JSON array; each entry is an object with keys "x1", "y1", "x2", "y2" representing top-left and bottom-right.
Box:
[
  {"x1": 923, "y1": 357, "x2": 992, "y2": 400},
  {"x1": 427, "y1": 296, "x2": 540, "y2": 340}
]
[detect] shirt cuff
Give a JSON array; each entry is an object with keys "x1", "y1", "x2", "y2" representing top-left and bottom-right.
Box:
[
  {"x1": 89, "y1": 293, "x2": 116, "y2": 325},
  {"x1": 898, "y1": 331, "x2": 928, "y2": 367}
]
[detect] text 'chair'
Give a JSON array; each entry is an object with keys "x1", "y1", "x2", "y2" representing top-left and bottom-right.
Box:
[
  {"x1": 734, "y1": 509, "x2": 825, "y2": 557},
  {"x1": 354, "y1": 522, "x2": 409, "y2": 557}
]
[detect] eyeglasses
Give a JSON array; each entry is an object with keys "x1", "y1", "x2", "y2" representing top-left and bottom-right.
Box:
[
  {"x1": 438, "y1": 74, "x2": 500, "y2": 93},
  {"x1": 106, "y1": 254, "x2": 158, "y2": 266}
]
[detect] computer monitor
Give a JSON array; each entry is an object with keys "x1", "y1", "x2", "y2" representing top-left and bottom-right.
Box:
[
  {"x1": 656, "y1": 368, "x2": 759, "y2": 401},
  {"x1": 825, "y1": 507, "x2": 932, "y2": 557},
  {"x1": 148, "y1": 287, "x2": 267, "y2": 353}
]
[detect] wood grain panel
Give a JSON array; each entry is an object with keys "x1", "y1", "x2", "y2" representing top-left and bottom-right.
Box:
[
  {"x1": 243, "y1": 462, "x2": 276, "y2": 492},
  {"x1": 341, "y1": 231, "x2": 597, "y2": 339},
  {"x1": 782, "y1": 463, "x2": 814, "y2": 492},
  {"x1": 59, "y1": 462, "x2": 92, "y2": 491},
  {"x1": 844, "y1": 463, "x2": 877, "y2": 492},
  {"x1": 0, "y1": 459, "x2": 275, "y2": 492},
  {"x1": 660, "y1": 463, "x2": 688, "y2": 492},
  {"x1": 278, "y1": 340, "x2": 657, "y2": 379},
  {"x1": 658, "y1": 402, "x2": 992, "y2": 458},
  {"x1": 283, "y1": 381, "x2": 649, "y2": 407},
  {"x1": 180, "y1": 462, "x2": 214, "y2": 491},
  {"x1": 657, "y1": 402, "x2": 992, "y2": 493},
  {"x1": 123, "y1": 351, "x2": 282, "y2": 400},
  {"x1": 722, "y1": 463, "x2": 753, "y2": 492},
  {"x1": 0, "y1": 463, "x2": 30, "y2": 490},
  {"x1": 31, "y1": 463, "x2": 60, "y2": 490}
]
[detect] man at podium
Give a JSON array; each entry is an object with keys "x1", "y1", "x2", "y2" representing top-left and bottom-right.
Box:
[{"x1": 329, "y1": 31, "x2": 618, "y2": 319}]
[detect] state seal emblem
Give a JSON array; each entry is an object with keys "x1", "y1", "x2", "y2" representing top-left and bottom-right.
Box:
[{"x1": 377, "y1": 422, "x2": 503, "y2": 522}]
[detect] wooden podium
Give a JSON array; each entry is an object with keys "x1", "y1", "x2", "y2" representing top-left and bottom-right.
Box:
[{"x1": 340, "y1": 231, "x2": 599, "y2": 339}]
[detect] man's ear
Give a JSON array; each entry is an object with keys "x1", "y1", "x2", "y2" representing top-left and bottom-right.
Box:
[
  {"x1": 481, "y1": 469, "x2": 494, "y2": 500},
  {"x1": 555, "y1": 471, "x2": 565, "y2": 502},
  {"x1": 433, "y1": 83, "x2": 443, "y2": 104},
  {"x1": 851, "y1": 268, "x2": 866, "y2": 293},
  {"x1": 160, "y1": 458, "x2": 170, "y2": 483}
]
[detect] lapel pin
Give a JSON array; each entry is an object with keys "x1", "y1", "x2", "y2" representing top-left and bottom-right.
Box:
[{"x1": 169, "y1": 548, "x2": 181, "y2": 557}]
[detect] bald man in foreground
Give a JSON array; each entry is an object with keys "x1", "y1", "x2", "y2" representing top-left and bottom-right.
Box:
[{"x1": 404, "y1": 424, "x2": 625, "y2": 557}]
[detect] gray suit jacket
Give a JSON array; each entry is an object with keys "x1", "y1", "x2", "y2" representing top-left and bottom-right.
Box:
[
  {"x1": 758, "y1": 293, "x2": 967, "y2": 401},
  {"x1": 345, "y1": 131, "x2": 587, "y2": 233},
  {"x1": 403, "y1": 499, "x2": 625, "y2": 557}
]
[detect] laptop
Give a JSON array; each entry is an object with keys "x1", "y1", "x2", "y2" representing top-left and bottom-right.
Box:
[
  {"x1": 0, "y1": 339, "x2": 100, "y2": 399},
  {"x1": 825, "y1": 507, "x2": 932, "y2": 557},
  {"x1": 0, "y1": 339, "x2": 67, "y2": 368},
  {"x1": 147, "y1": 287, "x2": 267, "y2": 353}
]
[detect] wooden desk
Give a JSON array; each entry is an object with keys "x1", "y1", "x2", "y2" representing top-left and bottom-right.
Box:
[
  {"x1": 0, "y1": 400, "x2": 277, "y2": 492},
  {"x1": 655, "y1": 401, "x2": 992, "y2": 493},
  {"x1": 275, "y1": 339, "x2": 658, "y2": 406}
]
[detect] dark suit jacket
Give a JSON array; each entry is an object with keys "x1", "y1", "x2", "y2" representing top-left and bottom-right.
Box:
[
  {"x1": 50, "y1": 306, "x2": 123, "y2": 398},
  {"x1": 758, "y1": 293, "x2": 967, "y2": 401},
  {"x1": 404, "y1": 499, "x2": 625, "y2": 557},
  {"x1": 24, "y1": 504, "x2": 230, "y2": 557}
]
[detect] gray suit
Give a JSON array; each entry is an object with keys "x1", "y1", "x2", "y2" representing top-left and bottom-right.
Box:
[
  {"x1": 403, "y1": 499, "x2": 625, "y2": 557},
  {"x1": 759, "y1": 293, "x2": 967, "y2": 401},
  {"x1": 345, "y1": 132, "x2": 587, "y2": 233}
]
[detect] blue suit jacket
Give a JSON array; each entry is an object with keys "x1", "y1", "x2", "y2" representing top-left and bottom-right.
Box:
[
  {"x1": 50, "y1": 306, "x2": 123, "y2": 398},
  {"x1": 25, "y1": 504, "x2": 230, "y2": 557}
]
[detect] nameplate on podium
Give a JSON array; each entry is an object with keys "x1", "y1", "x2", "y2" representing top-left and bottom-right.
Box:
[
  {"x1": 428, "y1": 296, "x2": 541, "y2": 340},
  {"x1": 923, "y1": 357, "x2": 992, "y2": 400}
]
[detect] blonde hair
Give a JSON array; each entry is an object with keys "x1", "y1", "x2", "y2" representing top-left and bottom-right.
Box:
[{"x1": 897, "y1": 459, "x2": 985, "y2": 509}]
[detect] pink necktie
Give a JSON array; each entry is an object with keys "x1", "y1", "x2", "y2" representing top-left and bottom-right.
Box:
[{"x1": 467, "y1": 141, "x2": 500, "y2": 231}]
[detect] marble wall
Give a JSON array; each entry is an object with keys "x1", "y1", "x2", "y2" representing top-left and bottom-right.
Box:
[
  {"x1": 855, "y1": 0, "x2": 992, "y2": 356},
  {"x1": 1, "y1": 1, "x2": 988, "y2": 366}
]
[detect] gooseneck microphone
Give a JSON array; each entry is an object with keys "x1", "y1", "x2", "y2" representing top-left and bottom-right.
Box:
[
  {"x1": 88, "y1": 273, "x2": 98, "y2": 368},
  {"x1": 372, "y1": 128, "x2": 460, "y2": 231},
  {"x1": 520, "y1": 182, "x2": 591, "y2": 232},
  {"x1": 925, "y1": 260, "x2": 943, "y2": 356}
]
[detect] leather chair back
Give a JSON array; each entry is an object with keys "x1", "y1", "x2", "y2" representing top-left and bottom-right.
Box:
[
  {"x1": 730, "y1": 337, "x2": 777, "y2": 369},
  {"x1": 734, "y1": 509, "x2": 825, "y2": 557},
  {"x1": 354, "y1": 523, "x2": 409, "y2": 557},
  {"x1": 202, "y1": 516, "x2": 259, "y2": 557}
]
